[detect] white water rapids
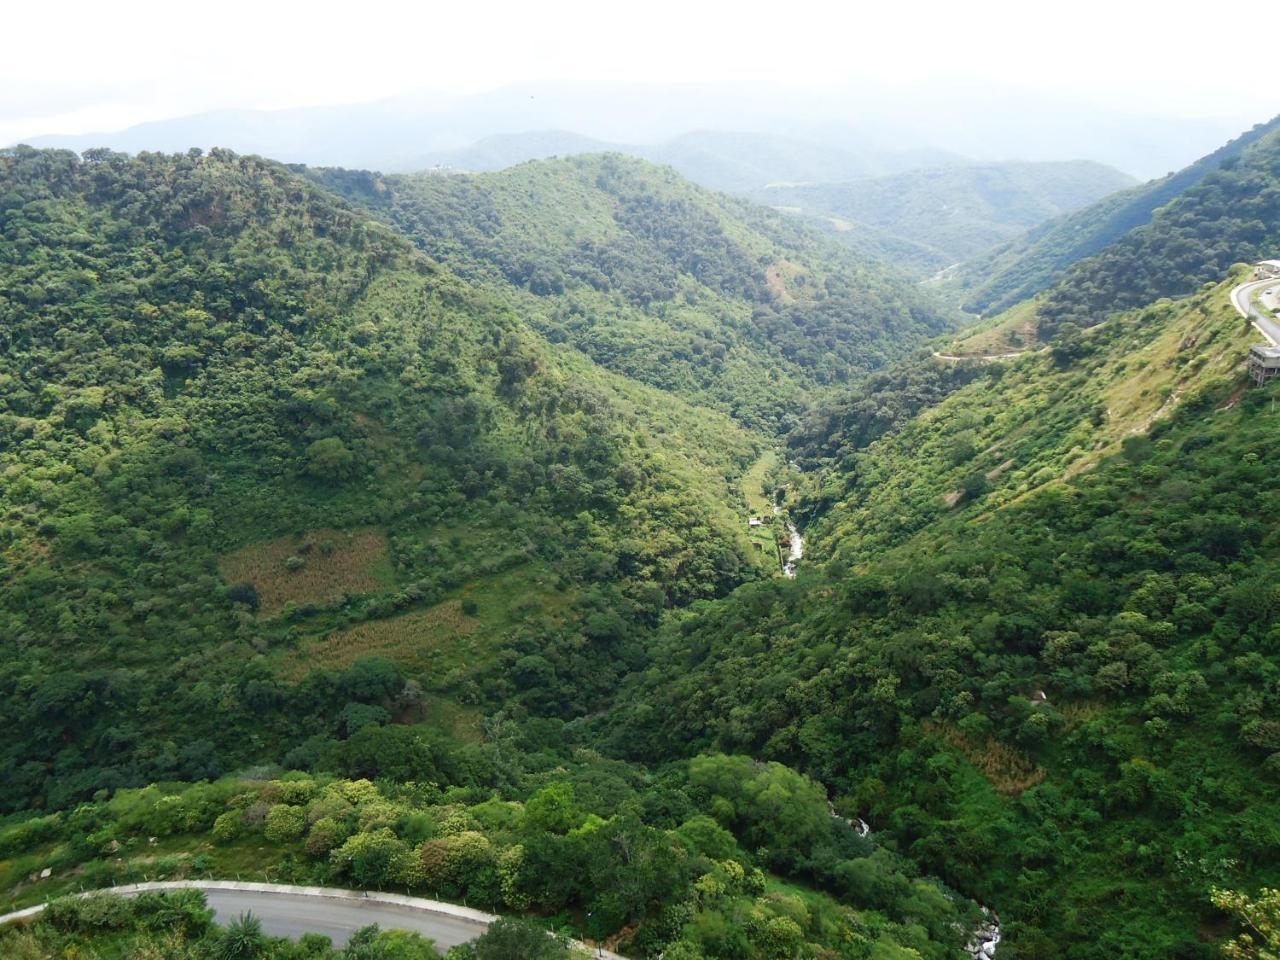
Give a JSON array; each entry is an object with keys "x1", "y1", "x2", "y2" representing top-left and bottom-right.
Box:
[
  {"x1": 828, "y1": 805, "x2": 1001, "y2": 958},
  {"x1": 771, "y1": 500, "x2": 803, "y2": 577}
]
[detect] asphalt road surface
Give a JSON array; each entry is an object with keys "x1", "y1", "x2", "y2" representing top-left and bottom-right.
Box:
[
  {"x1": 197, "y1": 889, "x2": 488, "y2": 949},
  {"x1": 1229, "y1": 277, "x2": 1280, "y2": 344}
]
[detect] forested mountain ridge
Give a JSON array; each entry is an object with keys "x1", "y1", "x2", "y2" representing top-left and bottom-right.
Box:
[
  {"x1": 1035, "y1": 125, "x2": 1280, "y2": 333},
  {"x1": 5, "y1": 117, "x2": 1280, "y2": 960},
  {"x1": 955, "y1": 114, "x2": 1280, "y2": 316},
  {"x1": 306, "y1": 153, "x2": 958, "y2": 432},
  {"x1": 601, "y1": 271, "x2": 1280, "y2": 957},
  {"x1": 0, "y1": 145, "x2": 781, "y2": 813},
  {"x1": 755, "y1": 160, "x2": 1135, "y2": 278},
  {"x1": 0, "y1": 145, "x2": 1004, "y2": 960}
]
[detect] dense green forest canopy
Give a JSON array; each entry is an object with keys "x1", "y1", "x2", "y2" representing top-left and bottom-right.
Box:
[
  {"x1": 305, "y1": 154, "x2": 956, "y2": 433},
  {"x1": 0, "y1": 145, "x2": 780, "y2": 817},
  {"x1": 1035, "y1": 127, "x2": 1280, "y2": 334},
  {"x1": 599, "y1": 277, "x2": 1280, "y2": 958},
  {"x1": 0, "y1": 757, "x2": 983, "y2": 959},
  {"x1": 3, "y1": 128, "x2": 1280, "y2": 960}
]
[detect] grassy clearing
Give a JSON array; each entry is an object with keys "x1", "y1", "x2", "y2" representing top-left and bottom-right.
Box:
[
  {"x1": 219, "y1": 527, "x2": 395, "y2": 617},
  {"x1": 738, "y1": 450, "x2": 787, "y2": 572},
  {"x1": 1097, "y1": 292, "x2": 1250, "y2": 441},
  {"x1": 739, "y1": 449, "x2": 779, "y2": 516},
  {"x1": 277, "y1": 563, "x2": 571, "y2": 680},
  {"x1": 943, "y1": 299, "x2": 1041, "y2": 357},
  {"x1": 0, "y1": 835, "x2": 292, "y2": 914},
  {"x1": 764, "y1": 260, "x2": 817, "y2": 304},
  {"x1": 281, "y1": 600, "x2": 479, "y2": 677}
]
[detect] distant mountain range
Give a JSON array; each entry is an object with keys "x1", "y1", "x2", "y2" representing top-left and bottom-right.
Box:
[
  {"x1": 14, "y1": 80, "x2": 1251, "y2": 179},
  {"x1": 753, "y1": 160, "x2": 1137, "y2": 277},
  {"x1": 408, "y1": 129, "x2": 966, "y2": 192}
]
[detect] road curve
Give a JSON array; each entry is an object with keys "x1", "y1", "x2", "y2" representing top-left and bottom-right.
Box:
[
  {"x1": 196, "y1": 888, "x2": 487, "y2": 949},
  {"x1": 0, "y1": 880, "x2": 626, "y2": 957},
  {"x1": 1229, "y1": 277, "x2": 1280, "y2": 344}
]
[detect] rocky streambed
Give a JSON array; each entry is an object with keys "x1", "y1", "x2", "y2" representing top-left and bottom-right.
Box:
[
  {"x1": 829, "y1": 806, "x2": 1001, "y2": 959},
  {"x1": 771, "y1": 501, "x2": 803, "y2": 578}
]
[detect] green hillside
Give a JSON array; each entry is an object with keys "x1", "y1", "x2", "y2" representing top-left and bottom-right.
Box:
[
  {"x1": 0, "y1": 757, "x2": 985, "y2": 960},
  {"x1": 1036, "y1": 127, "x2": 1280, "y2": 333},
  {"x1": 4, "y1": 118, "x2": 1280, "y2": 960},
  {"x1": 0, "y1": 145, "x2": 779, "y2": 813},
  {"x1": 956, "y1": 115, "x2": 1280, "y2": 316},
  {"x1": 601, "y1": 273, "x2": 1280, "y2": 957},
  {"x1": 306, "y1": 154, "x2": 957, "y2": 432},
  {"x1": 756, "y1": 160, "x2": 1135, "y2": 277},
  {"x1": 0, "y1": 145, "x2": 989, "y2": 960}
]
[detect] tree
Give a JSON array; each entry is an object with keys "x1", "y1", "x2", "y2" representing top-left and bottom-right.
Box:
[
  {"x1": 522, "y1": 783, "x2": 584, "y2": 834},
  {"x1": 330, "y1": 829, "x2": 418, "y2": 888},
  {"x1": 1212, "y1": 887, "x2": 1280, "y2": 960},
  {"x1": 342, "y1": 924, "x2": 439, "y2": 960},
  {"x1": 447, "y1": 917, "x2": 570, "y2": 960},
  {"x1": 305, "y1": 436, "x2": 355, "y2": 482}
]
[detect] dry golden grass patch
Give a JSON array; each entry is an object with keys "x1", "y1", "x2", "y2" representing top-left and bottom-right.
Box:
[
  {"x1": 1099, "y1": 298, "x2": 1246, "y2": 440},
  {"x1": 929, "y1": 723, "x2": 1046, "y2": 796},
  {"x1": 219, "y1": 527, "x2": 393, "y2": 616},
  {"x1": 281, "y1": 600, "x2": 481, "y2": 678}
]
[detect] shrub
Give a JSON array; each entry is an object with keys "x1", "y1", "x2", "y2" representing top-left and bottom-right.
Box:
[
  {"x1": 264, "y1": 804, "x2": 306, "y2": 842},
  {"x1": 447, "y1": 917, "x2": 570, "y2": 960},
  {"x1": 306, "y1": 816, "x2": 349, "y2": 857},
  {"x1": 44, "y1": 893, "x2": 133, "y2": 932},
  {"x1": 212, "y1": 810, "x2": 245, "y2": 844}
]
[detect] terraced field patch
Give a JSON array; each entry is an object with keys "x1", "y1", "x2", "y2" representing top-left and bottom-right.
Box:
[
  {"x1": 278, "y1": 563, "x2": 573, "y2": 680},
  {"x1": 219, "y1": 527, "x2": 394, "y2": 616}
]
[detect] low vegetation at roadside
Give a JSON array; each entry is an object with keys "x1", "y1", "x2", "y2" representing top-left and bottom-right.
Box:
[{"x1": 0, "y1": 756, "x2": 983, "y2": 959}]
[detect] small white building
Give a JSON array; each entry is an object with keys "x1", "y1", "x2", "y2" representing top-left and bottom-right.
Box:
[
  {"x1": 748, "y1": 516, "x2": 763, "y2": 527},
  {"x1": 1255, "y1": 259, "x2": 1280, "y2": 279}
]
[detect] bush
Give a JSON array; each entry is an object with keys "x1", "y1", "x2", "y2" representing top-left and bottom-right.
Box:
[
  {"x1": 264, "y1": 804, "x2": 306, "y2": 842},
  {"x1": 446, "y1": 917, "x2": 570, "y2": 960},
  {"x1": 130, "y1": 889, "x2": 214, "y2": 937},
  {"x1": 212, "y1": 810, "x2": 245, "y2": 844},
  {"x1": 306, "y1": 816, "x2": 349, "y2": 857},
  {"x1": 44, "y1": 893, "x2": 133, "y2": 932}
]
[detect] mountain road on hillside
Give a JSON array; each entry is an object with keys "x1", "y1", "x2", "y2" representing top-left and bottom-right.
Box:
[
  {"x1": 0, "y1": 881, "x2": 627, "y2": 957},
  {"x1": 196, "y1": 888, "x2": 488, "y2": 949},
  {"x1": 1229, "y1": 276, "x2": 1280, "y2": 344}
]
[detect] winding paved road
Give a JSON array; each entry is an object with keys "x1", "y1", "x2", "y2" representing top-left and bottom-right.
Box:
[
  {"x1": 0, "y1": 881, "x2": 626, "y2": 957},
  {"x1": 1229, "y1": 276, "x2": 1280, "y2": 344},
  {"x1": 196, "y1": 888, "x2": 487, "y2": 949}
]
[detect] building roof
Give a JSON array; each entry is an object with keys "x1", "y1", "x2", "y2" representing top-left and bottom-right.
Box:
[
  {"x1": 1250, "y1": 343, "x2": 1280, "y2": 359},
  {"x1": 1259, "y1": 259, "x2": 1280, "y2": 268}
]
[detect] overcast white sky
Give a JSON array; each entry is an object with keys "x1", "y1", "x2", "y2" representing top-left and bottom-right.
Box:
[{"x1": 3, "y1": 0, "x2": 1274, "y2": 146}]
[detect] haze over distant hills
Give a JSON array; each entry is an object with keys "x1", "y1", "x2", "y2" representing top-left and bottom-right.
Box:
[
  {"x1": 15, "y1": 80, "x2": 1251, "y2": 179},
  {"x1": 409, "y1": 129, "x2": 966, "y2": 192},
  {"x1": 754, "y1": 160, "x2": 1137, "y2": 277}
]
